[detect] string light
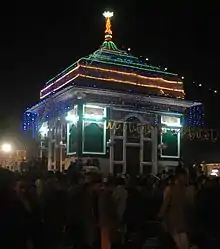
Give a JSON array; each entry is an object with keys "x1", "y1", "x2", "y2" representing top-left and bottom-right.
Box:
[
  {"x1": 176, "y1": 77, "x2": 219, "y2": 100},
  {"x1": 41, "y1": 55, "x2": 179, "y2": 94},
  {"x1": 79, "y1": 74, "x2": 184, "y2": 93},
  {"x1": 40, "y1": 74, "x2": 79, "y2": 99},
  {"x1": 42, "y1": 52, "x2": 179, "y2": 89},
  {"x1": 186, "y1": 105, "x2": 205, "y2": 127},
  {"x1": 25, "y1": 10, "x2": 206, "y2": 138},
  {"x1": 23, "y1": 112, "x2": 38, "y2": 138},
  {"x1": 41, "y1": 65, "x2": 80, "y2": 92},
  {"x1": 79, "y1": 64, "x2": 183, "y2": 85},
  {"x1": 24, "y1": 95, "x2": 192, "y2": 135},
  {"x1": 83, "y1": 56, "x2": 177, "y2": 76},
  {"x1": 40, "y1": 73, "x2": 184, "y2": 99},
  {"x1": 40, "y1": 63, "x2": 184, "y2": 99},
  {"x1": 192, "y1": 81, "x2": 218, "y2": 95}
]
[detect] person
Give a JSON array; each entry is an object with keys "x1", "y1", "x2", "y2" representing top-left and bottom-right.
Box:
[{"x1": 158, "y1": 168, "x2": 190, "y2": 249}]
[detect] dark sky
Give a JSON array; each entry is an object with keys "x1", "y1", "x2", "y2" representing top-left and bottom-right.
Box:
[{"x1": 1, "y1": 1, "x2": 220, "y2": 136}]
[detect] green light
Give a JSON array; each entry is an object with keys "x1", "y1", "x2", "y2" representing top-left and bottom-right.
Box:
[
  {"x1": 81, "y1": 57, "x2": 178, "y2": 76},
  {"x1": 83, "y1": 114, "x2": 104, "y2": 121},
  {"x1": 44, "y1": 47, "x2": 178, "y2": 87}
]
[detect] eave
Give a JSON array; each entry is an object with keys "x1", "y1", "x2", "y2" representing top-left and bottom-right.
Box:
[{"x1": 27, "y1": 86, "x2": 201, "y2": 114}]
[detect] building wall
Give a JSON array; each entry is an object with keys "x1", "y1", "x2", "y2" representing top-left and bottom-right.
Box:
[{"x1": 41, "y1": 103, "x2": 182, "y2": 175}]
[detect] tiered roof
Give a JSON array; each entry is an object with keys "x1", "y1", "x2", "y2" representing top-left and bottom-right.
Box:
[{"x1": 40, "y1": 12, "x2": 185, "y2": 100}]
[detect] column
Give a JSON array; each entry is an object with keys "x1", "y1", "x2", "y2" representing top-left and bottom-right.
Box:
[
  {"x1": 76, "y1": 101, "x2": 83, "y2": 158},
  {"x1": 140, "y1": 124, "x2": 144, "y2": 174},
  {"x1": 39, "y1": 141, "x2": 43, "y2": 158},
  {"x1": 109, "y1": 127, "x2": 114, "y2": 174},
  {"x1": 53, "y1": 123, "x2": 57, "y2": 170},
  {"x1": 60, "y1": 123, "x2": 63, "y2": 172},
  {"x1": 152, "y1": 126, "x2": 158, "y2": 175},
  {"x1": 122, "y1": 122, "x2": 126, "y2": 174},
  {"x1": 47, "y1": 120, "x2": 52, "y2": 171}
]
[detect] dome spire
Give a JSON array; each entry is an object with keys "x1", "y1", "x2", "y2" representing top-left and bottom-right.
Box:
[{"x1": 103, "y1": 11, "x2": 114, "y2": 41}]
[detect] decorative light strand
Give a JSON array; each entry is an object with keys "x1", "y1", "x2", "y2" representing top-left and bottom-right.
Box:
[
  {"x1": 40, "y1": 72, "x2": 184, "y2": 99},
  {"x1": 24, "y1": 99, "x2": 204, "y2": 137},
  {"x1": 41, "y1": 63, "x2": 183, "y2": 97},
  {"x1": 192, "y1": 81, "x2": 219, "y2": 95},
  {"x1": 45, "y1": 62, "x2": 78, "y2": 86},
  {"x1": 43, "y1": 51, "x2": 178, "y2": 88},
  {"x1": 40, "y1": 70, "x2": 184, "y2": 99},
  {"x1": 78, "y1": 64, "x2": 183, "y2": 85},
  {"x1": 85, "y1": 55, "x2": 177, "y2": 76},
  {"x1": 78, "y1": 74, "x2": 184, "y2": 93},
  {"x1": 92, "y1": 48, "x2": 161, "y2": 70},
  {"x1": 42, "y1": 51, "x2": 179, "y2": 89},
  {"x1": 41, "y1": 65, "x2": 80, "y2": 92},
  {"x1": 40, "y1": 74, "x2": 80, "y2": 99}
]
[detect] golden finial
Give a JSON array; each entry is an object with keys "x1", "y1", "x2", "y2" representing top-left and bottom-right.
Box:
[{"x1": 103, "y1": 11, "x2": 114, "y2": 41}]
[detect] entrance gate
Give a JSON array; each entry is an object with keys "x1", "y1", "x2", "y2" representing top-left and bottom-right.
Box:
[{"x1": 110, "y1": 116, "x2": 158, "y2": 177}]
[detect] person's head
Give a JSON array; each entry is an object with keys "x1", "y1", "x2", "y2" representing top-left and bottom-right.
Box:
[{"x1": 175, "y1": 168, "x2": 188, "y2": 185}]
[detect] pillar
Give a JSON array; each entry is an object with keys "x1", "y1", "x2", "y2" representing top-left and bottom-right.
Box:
[
  {"x1": 152, "y1": 126, "x2": 158, "y2": 175},
  {"x1": 39, "y1": 141, "x2": 43, "y2": 158},
  {"x1": 47, "y1": 120, "x2": 52, "y2": 171},
  {"x1": 140, "y1": 124, "x2": 144, "y2": 174},
  {"x1": 122, "y1": 122, "x2": 126, "y2": 174},
  {"x1": 109, "y1": 126, "x2": 114, "y2": 174},
  {"x1": 76, "y1": 101, "x2": 83, "y2": 158},
  {"x1": 53, "y1": 124, "x2": 57, "y2": 170},
  {"x1": 59, "y1": 123, "x2": 63, "y2": 172}
]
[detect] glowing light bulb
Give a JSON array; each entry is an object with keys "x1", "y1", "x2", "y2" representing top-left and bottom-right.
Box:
[
  {"x1": 103, "y1": 11, "x2": 114, "y2": 18},
  {"x1": 2, "y1": 143, "x2": 12, "y2": 153},
  {"x1": 181, "y1": 76, "x2": 184, "y2": 79},
  {"x1": 214, "y1": 90, "x2": 217, "y2": 93},
  {"x1": 199, "y1": 84, "x2": 202, "y2": 87}
]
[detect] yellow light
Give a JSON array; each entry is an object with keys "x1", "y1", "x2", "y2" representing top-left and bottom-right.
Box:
[
  {"x1": 79, "y1": 64, "x2": 183, "y2": 85},
  {"x1": 79, "y1": 74, "x2": 184, "y2": 94},
  {"x1": 40, "y1": 64, "x2": 184, "y2": 99},
  {"x1": 40, "y1": 74, "x2": 80, "y2": 98},
  {"x1": 40, "y1": 65, "x2": 80, "y2": 93},
  {"x1": 103, "y1": 11, "x2": 114, "y2": 18},
  {"x1": 1, "y1": 143, "x2": 12, "y2": 153},
  {"x1": 41, "y1": 63, "x2": 183, "y2": 95},
  {"x1": 103, "y1": 11, "x2": 113, "y2": 41},
  {"x1": 105, "y1": 17, "x2": 112, "y2": 35}
]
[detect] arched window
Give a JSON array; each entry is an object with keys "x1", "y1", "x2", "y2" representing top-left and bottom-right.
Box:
[{"x1": 126, "y1": 116, "x2": 141, "y2": 143}]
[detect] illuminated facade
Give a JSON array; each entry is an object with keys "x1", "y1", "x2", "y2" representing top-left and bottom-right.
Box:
[{"x1": 24, "y1": 12, "x2": 203, "y2": 174}]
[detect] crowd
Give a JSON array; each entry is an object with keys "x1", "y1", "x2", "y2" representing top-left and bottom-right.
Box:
[{"x1": 0, "y1": 162, "x2": 220, "y2": 249}]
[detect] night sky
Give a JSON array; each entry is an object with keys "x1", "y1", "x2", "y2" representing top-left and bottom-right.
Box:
[{"x1": 1, "y1": 2, "x2": 220, "y2": 149}]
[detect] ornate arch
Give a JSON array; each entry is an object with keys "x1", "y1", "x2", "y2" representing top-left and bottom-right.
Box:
[{"x1": 123, "y1": 113, "x2": 144, "y2": 123}]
